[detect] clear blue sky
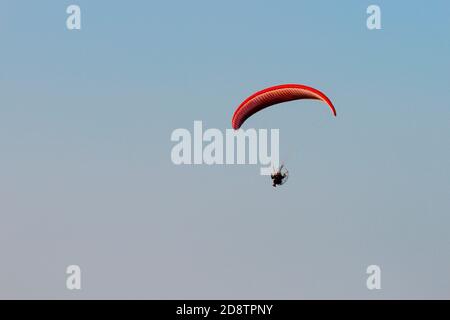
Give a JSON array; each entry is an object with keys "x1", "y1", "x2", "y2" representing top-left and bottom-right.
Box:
[{"x1": 1, "y1": 0, "x2": 449, "y2": 298}]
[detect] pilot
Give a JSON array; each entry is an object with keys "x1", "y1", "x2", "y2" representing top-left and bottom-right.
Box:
[{"x1": 271, "y1": 171, "x2": 287, "y2": 187}]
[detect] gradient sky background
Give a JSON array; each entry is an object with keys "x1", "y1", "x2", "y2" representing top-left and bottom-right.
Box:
[{"x1": 1, "y1": 0, "x2": 449, "y2": 299}]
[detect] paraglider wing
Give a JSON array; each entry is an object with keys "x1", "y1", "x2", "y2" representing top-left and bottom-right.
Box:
[{"x1": 231, "y1": 84, "x2": 336, "y2": 129}]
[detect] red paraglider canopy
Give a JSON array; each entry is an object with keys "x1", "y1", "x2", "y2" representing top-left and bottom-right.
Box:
[{"x1": 232, "y1": 84, "x2": 336, "y2": 129}]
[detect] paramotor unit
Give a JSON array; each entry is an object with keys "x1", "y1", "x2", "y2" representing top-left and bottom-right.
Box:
[{"x1": 271, "y1": 164, "x2": 289, "y2": 187}]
